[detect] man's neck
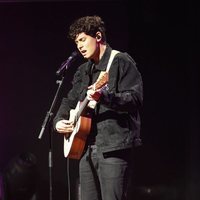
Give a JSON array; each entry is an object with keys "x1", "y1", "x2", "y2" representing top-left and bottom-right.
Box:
[{"x1": 93, "y1": 43, "x2": 107, "y2": 64}]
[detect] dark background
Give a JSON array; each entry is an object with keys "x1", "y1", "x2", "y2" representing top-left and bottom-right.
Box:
[{"x1": 0, "y1": 0, "x2": 199, "y2": 200}]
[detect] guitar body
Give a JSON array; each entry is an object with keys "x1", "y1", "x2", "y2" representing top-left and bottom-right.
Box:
[{"x1": 64, "y1": 102, "x2": 92, "y2": 159}]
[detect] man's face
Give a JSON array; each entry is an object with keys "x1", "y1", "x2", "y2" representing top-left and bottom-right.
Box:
[{"x1": 75, "y1": 32, "x2": 99, "y2": 60}]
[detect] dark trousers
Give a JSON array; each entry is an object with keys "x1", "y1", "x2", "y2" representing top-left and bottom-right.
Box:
[{"x1": 79, "y1": 145, "x2": 132, "y2": 200}]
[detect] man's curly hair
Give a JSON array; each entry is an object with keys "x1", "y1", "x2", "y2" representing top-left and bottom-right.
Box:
[{"x1": 68, "y1": 15, "x2": 106, "y2": 42}]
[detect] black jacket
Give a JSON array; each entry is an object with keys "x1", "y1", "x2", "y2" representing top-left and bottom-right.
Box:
[{"x1": 53, "y1": 46, "x2": 143, "y2": 153}]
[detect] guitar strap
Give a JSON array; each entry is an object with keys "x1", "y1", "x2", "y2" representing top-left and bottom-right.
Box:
[
  {"x1": 96, "y1": 49, "x2": 120, "y2": 79},
  {"x1": 106, "y1": 49, "x2": 120, "y2": 72},
  {"x1": 88, "y1": 49, "x2": 120, "y2": 109}
]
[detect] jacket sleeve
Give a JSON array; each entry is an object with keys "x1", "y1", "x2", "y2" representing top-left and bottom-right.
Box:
[
  {"x1": 53, "y1": 68, "x2": 82, "y2": 128},
  {"x1": 100, "y1": 53, "x2": 143, "y2": 113}
]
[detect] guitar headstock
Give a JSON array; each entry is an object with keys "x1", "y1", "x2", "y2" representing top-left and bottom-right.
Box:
[{"x1": 93, "y1": 72, "x2": 108, "y2": 90}]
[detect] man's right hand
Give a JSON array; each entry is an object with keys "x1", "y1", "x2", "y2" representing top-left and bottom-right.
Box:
[{"x1": 55, "y1": 119, "x2": 74, "y2": 136}]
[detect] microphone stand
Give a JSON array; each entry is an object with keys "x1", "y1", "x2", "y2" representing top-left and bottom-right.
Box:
[
  {"x1": 38, "y1": 75, "x2": 65, "y2": 200},
  {"x1": 38, "y1": 51, "x2": 79, "y2": 200}
]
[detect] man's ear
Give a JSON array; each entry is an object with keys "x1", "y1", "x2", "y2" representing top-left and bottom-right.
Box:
[{"x1": 96, "y1": 32, "x2": 102, "y2": 40}]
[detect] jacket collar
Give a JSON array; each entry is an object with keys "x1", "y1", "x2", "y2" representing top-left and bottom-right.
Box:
[
  {"x1": 85, "y1": 45, "x2": 112, "y2": 74},
  {"x1": 95, "y1": 45, "x2": 112, "y2": 71}
]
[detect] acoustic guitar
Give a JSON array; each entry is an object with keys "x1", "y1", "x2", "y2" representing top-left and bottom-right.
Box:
[{"x1": 63, "y1": 71, "x2": 108, "y2": 159}]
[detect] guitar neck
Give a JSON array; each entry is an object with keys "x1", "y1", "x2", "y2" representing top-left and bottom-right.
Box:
[
  {"x1": 73, "y1": 72, "x2": 108, "y2": 124},
  {"x1": 75, "y1": 97, "x2": 89, "y2": 123}
]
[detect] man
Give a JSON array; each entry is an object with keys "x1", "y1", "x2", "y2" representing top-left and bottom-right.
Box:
[{"x1": 53, "y1": 15, "x2": 143, "y2": 200}]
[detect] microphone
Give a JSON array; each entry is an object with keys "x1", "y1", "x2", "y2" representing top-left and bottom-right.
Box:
[{"x1": 56, "y1": 51, "x2": 79, "y2": 76}]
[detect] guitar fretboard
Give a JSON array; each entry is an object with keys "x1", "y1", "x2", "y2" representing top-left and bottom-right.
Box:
[{"x1": 75, "y1": 97, "x2": 89, "y2": 123}]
